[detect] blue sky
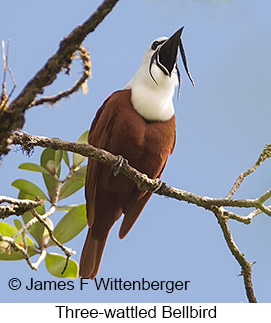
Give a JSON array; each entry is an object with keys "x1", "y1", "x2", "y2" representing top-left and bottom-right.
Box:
[{"x1": 1, "y1": 0, "x2": 271, "y2": 303}]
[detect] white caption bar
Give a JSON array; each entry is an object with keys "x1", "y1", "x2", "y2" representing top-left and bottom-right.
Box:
[{"x1": 0, "y1": 303, "x2": 269, "y2": 322}]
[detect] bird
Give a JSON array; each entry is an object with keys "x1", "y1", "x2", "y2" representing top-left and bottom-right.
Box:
[{"x1": 79, "y1": 27, "x2": 194, "y2": 279}]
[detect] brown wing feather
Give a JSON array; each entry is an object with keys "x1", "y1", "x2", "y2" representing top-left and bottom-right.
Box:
[
  {"x1": 80, "y1": 93, "x2": 118, "y2": 279},
  {"x1": 79, "y1": 228, "x2": 108, "y2": 279},
  {"x1": 119, "y1": 157, "x2": 171, "y2": 239},
  {"x1": 84, "y1": 92, "x2": 120, "y2": 227},
  {"x1": 119, "y1": 190, "x2": 152, "y2": 239}
]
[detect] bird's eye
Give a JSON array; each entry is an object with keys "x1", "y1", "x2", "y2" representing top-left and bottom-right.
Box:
[{"x1": 151, "y1": 41, "x2": 160, "y2": 50}]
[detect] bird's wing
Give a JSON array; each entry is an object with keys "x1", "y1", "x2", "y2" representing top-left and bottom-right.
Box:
[
  {"x1": 119, "y1": 160, "x2": 168, "y2": 239},
  {"x1": 79, "y1": 228, "x2": 108, "y2": 279},
  {"x1": 85, "y1": 93, "x2": 117, "y2": 228},
  {"x1": 119, "y1": 190, "x2": 152, "y2": 239},
  {"x1": 80, "y1": 92, "x2": 119, "y2": 279}
]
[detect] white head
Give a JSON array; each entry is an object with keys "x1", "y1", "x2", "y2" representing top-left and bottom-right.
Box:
[{"x1": 126, "y1": 27, "x2": 194, "y2": 121}]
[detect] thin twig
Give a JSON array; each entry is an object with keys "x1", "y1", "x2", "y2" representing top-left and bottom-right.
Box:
[
  {"x1": 226, "y1": 144, "x2": 271, "y2": 199},
  {"x1": 32, "y1": 248, "x2": 47, "y2": 270},
  {"x1": 12, "y1": 205, "x2": 56, "y2": 239},
  {"x1": 258, "y1": 189, "x2": 271, "y2": 204},
  {"x1": 22, "y1": 229, "x2": 28, "y2": 253},
  {"x1": 214, "y1": 207, "x2": 257, "y2": 303},
  {"x1": 1, "y1": 40, "x2": 8, "y2": 109},
  {"x1": 247, "y1": 205, "x2": 271, "y2": 219},
  {"x1": 0, "y1": 234, "x2": 46, "y2": 271},
  {"x1": 0, "y1": 40, "x2": 16, "y2": 110},
  {"x1": 257, "y1": 204, "x2": 271, "y2": 217},
  {"x1": 29, "y1": 46, "x2": 91, "y2": 108},
  {"x1": 31, "y1": 208, "x2": 75, "y2": 258},
  {"x1": 221, "y1": 207, "x2": 252, "y2": 224},
  {"x1": 0, "y1": 234, "x2": 38, "y2": 270},
  {"x1": 1, "y1": 41, "x2": 7, "y2": 94}
]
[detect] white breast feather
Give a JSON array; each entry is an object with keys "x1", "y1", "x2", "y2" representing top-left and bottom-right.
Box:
[{"x1": 125, "y1": 39, "x2": 178, "y2": 122}]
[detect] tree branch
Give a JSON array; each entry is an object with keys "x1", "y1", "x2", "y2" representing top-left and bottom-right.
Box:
[
  {"x1": 0, "y1": 195, "x2": 43, "y2": 219},
  {"x1": 213, "y1": 207, "x2": 257, "y2": 303},
  {"x1": 11, "y1": 131, "x2": 271, "y2": 215},
  {"x1": 28, "y1": 46, "x2": 91, "y2": 108},
  {"x1": 226, "y1": 144, "x2": 271, "y2": 199},
  {"x1": 0, "y1": 0, "x2": 119, "y2": 157},
  {"x1": 10, "y1": 130, "x2": 271, "y2": 302}
]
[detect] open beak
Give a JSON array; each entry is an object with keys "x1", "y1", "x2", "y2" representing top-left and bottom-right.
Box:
[
  {"x1": 154, "y1": 27, "x2": 195, "y2": 87},
  {"x1": 157, "y1": 27, "x2": 184, "y2": 76}
]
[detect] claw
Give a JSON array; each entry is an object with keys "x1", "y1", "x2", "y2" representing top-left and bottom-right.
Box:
[
  {"x1": 112, "y1": 155, "x2": 127, "y2": 176},
  {"x1": 152, "y1": 179, "x2": 165, "y2": 193}
]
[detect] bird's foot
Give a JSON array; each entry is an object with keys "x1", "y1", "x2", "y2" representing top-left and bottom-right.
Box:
[
  {"x1": 112, "y1": 155, "x2": 128, "y2": 176},
  {"x1": 152, "y1": 179, "x2": 166, "y2": 193}
]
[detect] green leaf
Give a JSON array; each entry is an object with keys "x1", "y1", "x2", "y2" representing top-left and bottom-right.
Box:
[
  {"x1": 12, "y1": 179, "x2": 48, "y2": 201},
  {"x1": 45, "y1": 253, "x2": 78, "y2": 278},
  {"x1": 0, "y1": 222, "x2": 18, "y2": 237},
  {"x1": 40, "y1": 147, "x2": 55, "y2": 170},
  {"x1": 18, "y1": 190, "x2": 35, "y2": 201},
  {"x1": 73, "y1": 130, "x2": 89, "y2": 166},
  {"x1": 58, "y1": 165, "x2": 86, "y2": 201},
  {"x1": 72, "y1": 165, "x2": 87, "y2": 179},
  {"x1": 18, "y1": 163, "x2": 51, "y2": 175},
  {"x1": 0, "y1": 223, "x2": 38, "y2": 260},
  {"x1": 14, "y1": 219, "x2": 23, "y2": 230},
  {"x1": 46, "y1": 160, "x2": 57, "y2": 175},
  {"x1": 56, "y1": 204, "x2": 78, "y2": 212},
  {"x1": 59, "y1": 176, "x2": 85, "y2": 200},
  {"x1": 62, "y1": 151, "x2": 70, "y2": 168},
  {"x1": 76, "y1": 130, "x2": 89, "y2": 143},
  {"x1": 40, "y1": 148, "x2": 59, "y2": 201},
  {"x1": 55, "y1": 150, "x2": 63, "y2": 170},
  {"x1": 51, "y1": 204, "x2": 87, "y2": 244}
]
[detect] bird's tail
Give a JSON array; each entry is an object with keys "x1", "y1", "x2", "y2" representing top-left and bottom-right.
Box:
[{"x1": 79, "y1": 228, "x2": 108, "y2": 279}]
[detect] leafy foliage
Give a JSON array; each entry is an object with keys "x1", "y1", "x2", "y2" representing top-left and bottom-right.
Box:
[
  {"x1": 1, "y1": 131, "x2": 89, "y2": 279},
  {"x1": 0, "y1": 222, "x2": 38, "y2": 260}
]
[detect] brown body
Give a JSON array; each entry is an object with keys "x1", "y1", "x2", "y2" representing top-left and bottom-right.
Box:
[{"x1": 79, "y1": 89, "x2": 176, "y2": 279}]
